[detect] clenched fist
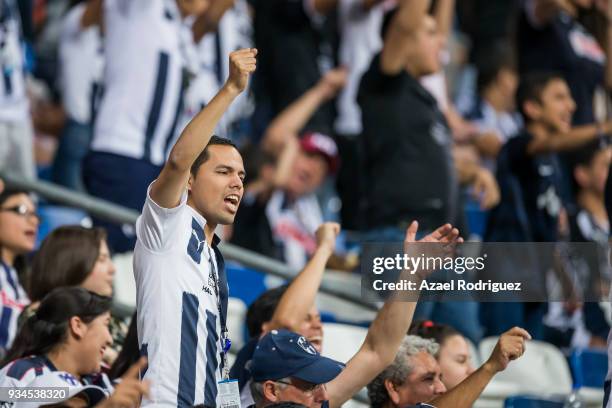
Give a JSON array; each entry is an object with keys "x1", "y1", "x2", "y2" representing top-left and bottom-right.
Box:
[
  {"x1": 485, "y1": 327, "x2": 531, "y2": 373},
  {"x1": 315, "y1": 222, "x2": 341, "y2": 254},
  {"x1": 225, "y1": 48, "x2": 257, "y2": 95}
]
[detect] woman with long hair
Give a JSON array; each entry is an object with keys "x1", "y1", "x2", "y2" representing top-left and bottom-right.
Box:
[
  {"x1": 23, "y1": 226, "x2": 127, "y2": 366},
  {"x1": 0, "y1": 188, "x2": 38, "y2": 352},
  {"x1": 1, "y1": 287, "x2": 149, "y2": 407},
  {"x1": 1, "y1": 287, "x2": 114, "y2": 391}
]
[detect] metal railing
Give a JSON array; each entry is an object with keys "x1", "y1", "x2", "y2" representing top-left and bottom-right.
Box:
[{"x1": 1, "y1": 172, "x2": 377, "y2": 311}]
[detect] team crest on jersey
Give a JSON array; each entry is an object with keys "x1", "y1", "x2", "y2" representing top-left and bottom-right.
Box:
[{"x1": 297, "y1": 336, "x2": 317, "y2": 355}]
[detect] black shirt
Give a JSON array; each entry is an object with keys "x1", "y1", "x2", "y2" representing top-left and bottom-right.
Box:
[
  {"x1": 517, "y1": 8, "x2": 605, "y2": 125},
  {"x1": 487, "y1": 132, "x2": 563, "y2": 242},
  {"x1": 358, "y1": 54, "x2": 457, "y2": 232}
]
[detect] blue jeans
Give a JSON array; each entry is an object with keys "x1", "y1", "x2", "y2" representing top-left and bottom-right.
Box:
[
  {"x1": 364, "y1": 226, "x2": 484, "y2": 343},
  {"x1": 52, "y1": 119, "x2": 92, "y2": 192}
]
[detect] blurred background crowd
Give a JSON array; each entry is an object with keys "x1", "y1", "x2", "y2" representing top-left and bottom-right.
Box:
[{"x1": 1, "y1": 0, "x2": 612, "y2": 406}]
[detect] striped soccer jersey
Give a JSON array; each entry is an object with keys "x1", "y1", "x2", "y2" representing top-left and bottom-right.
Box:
[{"x1": 134, "y1": 186, "x2": 229, "y2": 407}]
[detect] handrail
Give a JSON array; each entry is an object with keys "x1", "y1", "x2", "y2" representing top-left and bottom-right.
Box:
[{"x1": 1, "y1": 172, "x2": 377, "y2": 311}]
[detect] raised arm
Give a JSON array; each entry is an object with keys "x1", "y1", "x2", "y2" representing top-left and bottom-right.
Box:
[
  {"x1": 380, "y1": 0, "x2": 430, "y2": 75},
  {"x1": 150, "y1": 49, "x2": 257, "y2": 208},
  {"x1": 192, "y1": 0, "x2": 236, "y2": 43},
  {"x1": 327, "y1": 222, "x2": 463, "y2": 408},
  {"x1": 430, "y1": 327, "x2": 531, "y2": 408},
  {"x1": 527, "y1": 121, "x2": 612, "y2": 155},
  {"x1": 268, "y1": 223, "x2": 340, "y2": 331},
  {"x1": 432, "y1": 0, "x2": 455, "y2": 40},
  {"x1": 262, "y1": 67, "x2": 347, "y2": 156}
]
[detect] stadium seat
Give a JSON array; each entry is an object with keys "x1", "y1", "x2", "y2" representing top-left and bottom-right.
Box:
[
  {"x1": 37, "y1": 205, "x2": 90, "y2": 246},
  {"x1": 469, "y1": 338, "x2": 482, "y2": 367},
  {"x1": 570, "y1": 348, "x2": 607, "y2": 406},
  {"x1": 226, "y1": 262, "x2": 268, "y2": 307},
  {"x1": 503, "y1": 396, "x2": 564, "y2": 408},
  {"x1": 478, "y1": 338, "x2": 572, "y2": 402},
  {"x1": 227, "y1": 297, "x2": 247, "y2": 349},
  {"x1": 322, "y1": 322, "x2": 368, "y2": 364}
]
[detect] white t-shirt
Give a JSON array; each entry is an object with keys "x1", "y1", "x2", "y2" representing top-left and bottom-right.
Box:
[
  {"x1": 0, "y1": 0, "x2": 29, "y2": 123},
  {"x1": 59, "y1": 4, "x2": 104, "y2": 124},
  {"x1": 181, "y1": 0, "x2": 253, "y2": 141},
  {"x1": 134, "y1": 185, "x2": 228, "y2": 407},
  {"x1": 334, "y1": 0, "x2": 390, "y2": 135},
  {"x1": 92, "y1": 0, "x2": 195, "y2": 165}
]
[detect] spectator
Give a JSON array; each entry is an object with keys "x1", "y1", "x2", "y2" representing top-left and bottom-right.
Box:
[
  {"x1": 183, "y1": 0, "x2": 254, "y2": 141},
  {"x1": 0, "y1": 0, "x2": 36, "y2": 180},
  {"x1": 248, "y1": 222, "x2": 462, "y2": 408},
  {"x1": 367, "y1": 335, "x2": 445, "y2": 407},
  {"x1": 543, "y1": 142, "x2": 611, "y2": 349},
  {"x1": 517, "y1": 0, "x2": 611, "y2": 126},
  {"x1": 250, "y1": 0, "x2": 338, "y2": 134},
  {"x1": 22, "y1": 226, "x2": 127, "y2": 366},
  {"x1": 0, "y1": 287, "x2": 150, "y2": 408},
  {"x1": 358, "y1": 0, "x2": 499, "y2": 243},
  {"x1": 409, "y1": 321, "x2": 476, "y2": 390},
  {"x1": 367, "y1": 327, "x2": 531, "y2": 408},
  {"x1": 84, "y1": 0, "x2": 211, "y2": 252},
  {"x1": 52, "y1": 0, "x2": 104, "y2": 192},
  {"x1": 483, "y1": 72, "x2": 611, "y2": 338},
  {"x1": 0, "y1": 288, "x2": 115, "y2": 397},
  {"x1": 231, "y1": 223, "x2": 338, "y2": 406},
  {"x1": 0, "y1": 188, "x2": 37, "y2": 353},
  {"x1": 133, "y1": 49, "x2": 254, "y2": 406},
  {"x1": 466, "y1": 45, "x2": 522, "y2": 170},
  {"x1": 108, "y1": 312, "x2": 139, "y2": 380},
  {"x1": 232, "y1": 69, "x2": 345, "y2": 269}
]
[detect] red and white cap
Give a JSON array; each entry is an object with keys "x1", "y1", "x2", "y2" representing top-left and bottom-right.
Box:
[{"x1": 299, "y1": 132, "x2": 340, "y2": 174}]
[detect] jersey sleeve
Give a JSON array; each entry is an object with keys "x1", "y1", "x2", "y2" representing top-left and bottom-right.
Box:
[{"x1": 135, "y1": 181, "x2": 188, "y2": 253}]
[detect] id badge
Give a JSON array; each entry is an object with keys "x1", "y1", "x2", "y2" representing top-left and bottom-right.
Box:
[{"x1": 218, "y1": 379, "x2": 241, "y2": 408}]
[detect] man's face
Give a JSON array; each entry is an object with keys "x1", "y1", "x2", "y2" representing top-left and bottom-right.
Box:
[
  {"x1": 286, "y1": 150, "x2": 328, "y2": 198},
  {"x1": 269, "y1": 378, "x2": 329, "y2": 408},
  {"x1": 296, "y1": 306, "x2": 324, "y2": 352},
  {"x1": 390, "y1": 352, "x2": 446, "y2": 406},
  {"x1": 188, "y1": 145, "x2": 245, "y2": 227},
  {"x1": 529, "y1": 79, "x2": 576, "y2": 133},
  {"x1": 407, "y1": 15, "x2": 442, "y2": 76}
]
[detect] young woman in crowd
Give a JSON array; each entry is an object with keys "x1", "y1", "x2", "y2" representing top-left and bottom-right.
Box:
[
  {"x1": 410, "y1": 320, "x2": 476, "y2": 390},
  {"x1": 22, "y1": 226, "x2": 127, "y2": 366},
  {"x1": 0, "y1": 188, "x2": 38, "y2": 353},
  {"x1": 1, "y1": 287, "x2": 149, "y2": 408},
  {"x1": 1, "y1": 287, "x2": 114, "y2": 392}
]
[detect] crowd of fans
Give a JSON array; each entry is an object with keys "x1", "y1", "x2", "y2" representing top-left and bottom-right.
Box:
[{"x1": 0, "y1": 0, "x2": 611, "y2": 406}]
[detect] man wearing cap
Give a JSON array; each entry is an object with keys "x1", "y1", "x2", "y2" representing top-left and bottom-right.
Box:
[
  {"x1": 248, "y1": 222, "x2": 463, "y2": 408},
  {"x1": 231, "y1": 67, "x2": 347, "y2": 270}
]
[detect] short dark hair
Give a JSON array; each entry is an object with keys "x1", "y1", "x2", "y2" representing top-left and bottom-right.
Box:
[
  {"x1": 516, "y1": 72, "x2": 565, "y2": 122},
  {"x1": 476, "y1": 44, "x2": 516, "y2": 94},
  {"x1": 246, "y1": 285, "x2": 288, "y2": 338},
  {"x1": 29, "y1": 226, "x2": 107, "y2": 302},
  {"x1": 190, "y1": 136, "x2": 239, "y2": 176}
]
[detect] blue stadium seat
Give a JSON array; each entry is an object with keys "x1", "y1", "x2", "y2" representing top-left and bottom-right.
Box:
[
  {"x1": 225, "y1": 262, "x2": 268, "y2": 307},
  {"x1": 569, "y1": 348, "x2": 607, "y2": 389},
  {"x1": 37, "y1": 205, "x2": 90, "y2": 247},
  {"x1": 504, "y1": 396, "x2": 564, "y2": 408}
]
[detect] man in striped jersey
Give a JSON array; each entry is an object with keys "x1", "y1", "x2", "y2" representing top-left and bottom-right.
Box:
[
  {"x1": 134, "y1": 48, "x2": 256, "y2": 407},
  {"x1": 84, "y1": 0, "x2": 210, "y2": 253},
  {"x1": 0, "y1": 0, "x2": 35, "y2": 181}
]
